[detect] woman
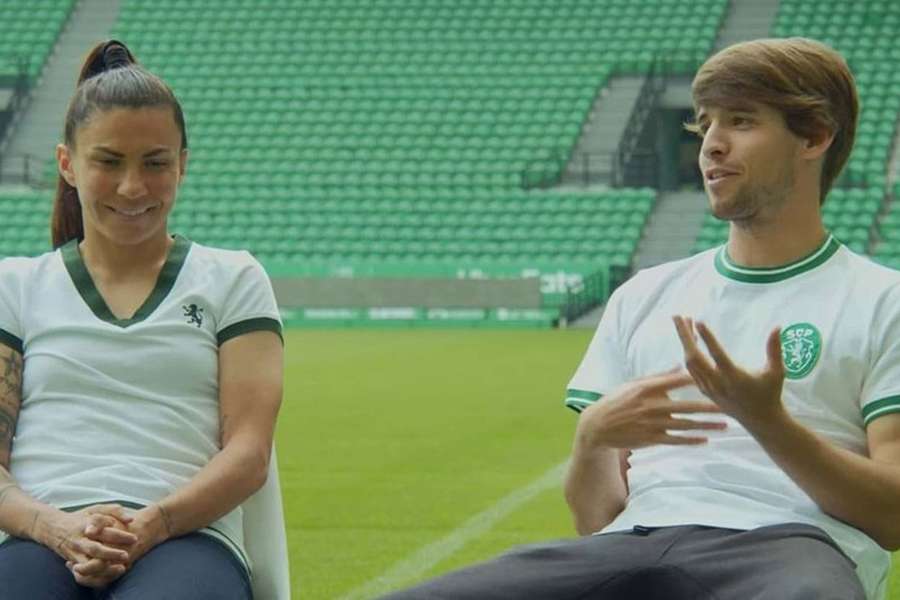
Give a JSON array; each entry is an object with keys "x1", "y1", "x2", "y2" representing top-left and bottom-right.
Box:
[{"x1": 0, "y1": 40, "x2": 283, "y2": 599}]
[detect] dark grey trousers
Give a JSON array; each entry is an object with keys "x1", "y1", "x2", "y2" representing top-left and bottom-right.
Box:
[{"x1": 379, "y1": 523, "x2": 865, "y2": 600}]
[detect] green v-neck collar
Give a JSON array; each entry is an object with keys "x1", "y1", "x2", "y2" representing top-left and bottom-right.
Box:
[
  {"x1": 714, "y1": 234, "x2": 841, "y2": 284},
  {"x1": 61, "y1": 236, "x2": 192, "y2": 328}
]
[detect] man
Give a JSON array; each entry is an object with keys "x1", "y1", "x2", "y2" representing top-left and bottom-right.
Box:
[{"x1": 381, "y1": 38, "x2": 900, "y2": 599}]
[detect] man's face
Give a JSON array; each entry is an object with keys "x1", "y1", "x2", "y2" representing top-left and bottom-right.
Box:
[{"x1": 695, "y1": 101, "x2": 806, "y2": 225}]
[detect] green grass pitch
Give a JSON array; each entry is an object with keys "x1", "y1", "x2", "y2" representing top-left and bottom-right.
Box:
[{"x1": 275, "y1": 329, "x2": 900, "y2": 599}]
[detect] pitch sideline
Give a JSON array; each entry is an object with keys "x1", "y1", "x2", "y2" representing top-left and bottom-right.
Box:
[{"x1": 336, "y1": 459, "x2": 569, "y2": 600}]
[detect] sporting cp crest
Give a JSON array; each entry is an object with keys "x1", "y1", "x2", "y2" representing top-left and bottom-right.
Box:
[{"x1": 780, "y1": 323, "x2": 822, "y2": 380}]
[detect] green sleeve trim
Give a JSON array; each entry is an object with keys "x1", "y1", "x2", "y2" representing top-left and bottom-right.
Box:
[
  {"x1": 217, "y1": 317, "x2": 283, "y2": 346},
  {"x1": 0, "y1": 329, "x2": 23, "y2": 355},
  {"x1": 862, "y1": 395, "x2": 900, "y2": 426},
  {"x1": 565, "y1": 389, "x2": 602, "y2": 413}
]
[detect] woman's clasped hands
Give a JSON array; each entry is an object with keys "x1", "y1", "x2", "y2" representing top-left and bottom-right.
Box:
[{"x1": 46, "y1": 503, "x2": 170, "y2": 588}]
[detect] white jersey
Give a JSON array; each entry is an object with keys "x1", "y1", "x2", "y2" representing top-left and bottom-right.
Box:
[
  {"x1": 566, "y1": 235, "x2": 900, "y2": 600},
  {"x1": 0, "y1": 236, "x2": 282, "y2": 574}
]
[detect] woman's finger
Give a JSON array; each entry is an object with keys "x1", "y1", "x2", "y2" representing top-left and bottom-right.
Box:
[
  {"x1": 77, "y1": 539, "x2": 129, "y2": 563},
  {"x1": 84, "y1": 504, "x2": 134, "y2": 524},
  {"x1": 93, "y1": 527, "x2": 138, "y2": 547}
]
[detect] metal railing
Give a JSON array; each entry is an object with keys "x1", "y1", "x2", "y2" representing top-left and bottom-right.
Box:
[
  {"x1": 520, "y1": 56, "x2": 668, "y2": 190},
  {"x1": 0, "y1": 154, "x2": 55, "y2": 187}
]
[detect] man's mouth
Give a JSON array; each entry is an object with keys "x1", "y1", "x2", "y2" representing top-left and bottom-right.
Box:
[{"x1": 705, "y1": 168, "x2": 739, "y2": 182}]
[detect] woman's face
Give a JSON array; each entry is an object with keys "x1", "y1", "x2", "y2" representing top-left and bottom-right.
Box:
[{"x1": 57, "y1": 106, "x2": 187, "y2": 248}]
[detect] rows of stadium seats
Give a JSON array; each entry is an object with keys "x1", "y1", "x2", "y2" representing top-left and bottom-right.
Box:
[
  {"x1": 0, "y1": 1, "x2": 73, "y2": 81},
  {"x1": 875, "y1": 182, "x2": 900, "y2": 268},
  {"x1": 0, "y1": 186, "x2": 651, "y2": 268},
  {"x1": 773, "y1": 0, "x2": 899, "y2": 190},
  {"x1": 100, "y1": 0, "x2": 727, "y2": 272}
]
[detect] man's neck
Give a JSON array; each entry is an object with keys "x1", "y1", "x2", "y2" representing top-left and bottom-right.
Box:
[{"x1": 725, "y1": 207, "x2": 828, "y2": 269}]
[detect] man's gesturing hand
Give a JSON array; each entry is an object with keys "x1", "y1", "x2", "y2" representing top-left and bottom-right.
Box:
[
  {"x1": 672, "y1": 316, "x2": 787, "y2": 431},
  {"x1": 576, "y1": 368, "x2": 727, "y2": 450}
]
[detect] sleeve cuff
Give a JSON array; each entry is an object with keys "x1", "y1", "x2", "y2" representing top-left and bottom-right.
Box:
[
  {"x1": 564, "y1": 389, "x2": 602, "y2": 413},
  {"x1": 862, "y1": 395, "x2": 900, "y2": 426},
  {"x1": 0, "y1": 328, "x2": 23, "y2": 354},
  {"x1": 217, "y1": 317, "x2": 283, "y2": 346}
]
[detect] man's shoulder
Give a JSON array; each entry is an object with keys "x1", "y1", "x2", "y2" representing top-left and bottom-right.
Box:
[
  {"x1": 836, "y1": 247, "x2": 900, "y2": 295},
  {"x1": 615, "y1": 248, "x2": 717, "y2": 299}
]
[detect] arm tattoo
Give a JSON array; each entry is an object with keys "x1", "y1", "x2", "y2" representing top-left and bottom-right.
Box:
[{"x1": 0, "y1": 349, "x2": 23, "y2": 467}]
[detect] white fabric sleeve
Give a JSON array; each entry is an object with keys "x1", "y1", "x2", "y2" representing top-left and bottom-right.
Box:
[
  {"x1": 0, "y1": 258, "x2": 26, "y2": 353},
  {"x1": 861, "y1": 283, "x2": 900, "y2": 426},
  {"x1": 216, "y1": 252, "x2": 283, "y2": 346},
  {"x1": 564, "y1": 285, "x2": 629, "y2": 413}
]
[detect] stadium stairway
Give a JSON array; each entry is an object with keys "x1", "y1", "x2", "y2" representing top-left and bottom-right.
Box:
[
  {"x1": 560, "y1": 76, "x2": 645, "y2": 186},
  {"x1": 714, "y1": 0, "x2": 781, "y2": 51},
  {"x1": 1, "y1": 0, "x2": 119, "y2": 184},
  {"x1": 632, "y1": 190, "x2": 708, "y2": 270}
]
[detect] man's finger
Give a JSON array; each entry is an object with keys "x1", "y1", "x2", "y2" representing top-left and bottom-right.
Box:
[
  {"x1": 665, "y1": 417, "x2": 728, "y2": 431},
  {"x1": 658, "y1": 434, "x2": 709, "y2": 445},
  {"x1": 765, "y1": 326, "x2": 784, "y2": 377},
  {"x1": 652, "y1": 400, "x2": 723, "y2": 414},
  {"x1": 696, "y1": 321, "x2": 736, "y2": 372},
  {"x1": 639, "y1": 369, "x2": 695, "y2": 394},
  {"x1": 673, "y1": 316, "x2": 714, "y2": 374}
]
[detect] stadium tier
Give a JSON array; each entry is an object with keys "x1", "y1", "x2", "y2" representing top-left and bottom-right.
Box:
[
  {"x1": 108, "y1": 0, "x2": 725, "y2": 272},
  {"x1": 0, "y1": 0, "x2": 74, "y2": 83}
]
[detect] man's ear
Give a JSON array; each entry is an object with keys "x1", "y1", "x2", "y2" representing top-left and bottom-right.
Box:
[
  {"x1": 56, "y1": 144, "x2": 77, "y2": 187},
  {"x1": 801, "y1": 127, "x2": 835, "y2": 162}
]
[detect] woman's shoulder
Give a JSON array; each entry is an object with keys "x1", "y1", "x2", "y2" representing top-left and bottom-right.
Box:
[
  {"x1": 0, "y1": 249, "x2": 59, "y2": 281},
  {"x1": 182, "y1": 238, "x2": 267, "y2": 279}
]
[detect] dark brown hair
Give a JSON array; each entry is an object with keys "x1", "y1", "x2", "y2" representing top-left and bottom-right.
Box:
[
  {"x1": 688, "y1": 37, "x2": 858, "y2": 205},
  {"x1": 52, "y1": 40, "x2": 187, "y2": 247}
]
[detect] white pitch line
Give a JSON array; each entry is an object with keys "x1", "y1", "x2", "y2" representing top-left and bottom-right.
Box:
[{"x1": 337, "y1": 459, "x2": 569, "y2": 600}]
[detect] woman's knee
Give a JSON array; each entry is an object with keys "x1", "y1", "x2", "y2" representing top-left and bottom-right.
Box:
[
  {"x1": 107, "y1": 534, "x2": 251, "y2": 600},
  {"x1": 0, "y1": 538, "x2": 89, "y2": 600}
]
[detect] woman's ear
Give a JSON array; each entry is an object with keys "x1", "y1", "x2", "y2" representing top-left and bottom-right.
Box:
[{"x1": 56, "y1": 144, "x2": 77, "y2": 187}]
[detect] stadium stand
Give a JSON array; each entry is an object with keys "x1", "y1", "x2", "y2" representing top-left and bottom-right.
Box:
[
  {"x1": 693, "y1": 0, "x2": 900, "y2": 258},
  {"x1": 103, "y1": 0, "x2": 727, "y2": 325},
  {"x1": 0, "y1": 0, "x2": 74, "y2": 83}
]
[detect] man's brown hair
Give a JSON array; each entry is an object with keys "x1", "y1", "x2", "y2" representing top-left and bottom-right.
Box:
[{"x1": 689, "y1": 37, "x2": 858, "y2": 205}]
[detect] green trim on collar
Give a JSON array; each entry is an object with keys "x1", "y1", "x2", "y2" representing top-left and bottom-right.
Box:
[
  {"x1": 0, "y1": 329, "x2": 23, "y2": 354},
  {"x1": 61, "y1": 236, "x2": 192, "y2": 328},
  {"x1": 862, "y1": 396, "x2": 900, "y2": 426},
  {"x1": 217, "y1": 317, "x2": 283, "y2": 346},
  {"x1": 714, "y1": 235, "x2": 841, "y2": 284}
]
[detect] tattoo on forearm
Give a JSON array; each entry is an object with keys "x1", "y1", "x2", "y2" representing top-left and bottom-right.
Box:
[
  {"x1": 0, "y1": 483, "x2": 18, "y2": 509},
  {"x1": 0, "y1": 350, "x2": 22, "y2": 464},
  {"x1": 0, "y1": 351, "x2": 22, "y2": 398}
]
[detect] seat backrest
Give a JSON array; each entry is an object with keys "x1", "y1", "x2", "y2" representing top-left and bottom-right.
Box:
[{"x1": 242, "y1": 447, "x2": 291, "y2": 599}]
